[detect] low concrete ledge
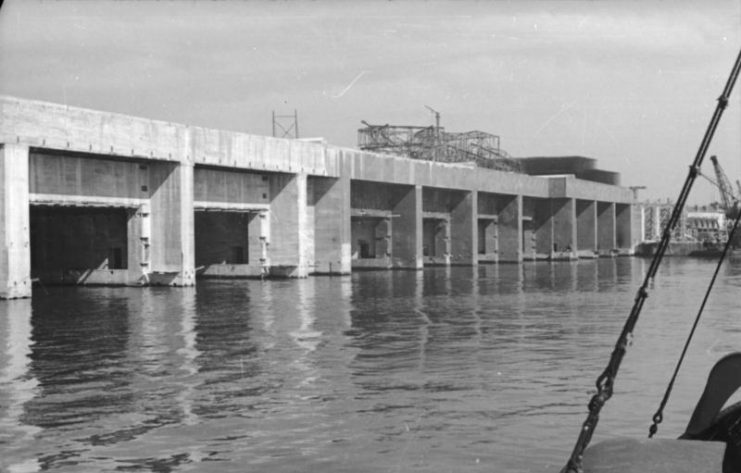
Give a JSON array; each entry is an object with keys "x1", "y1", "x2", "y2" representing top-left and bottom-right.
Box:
[
  {"x1": 196, "y1": 264, "x2": 264, "y2": 278},
  {"x1": 352, "y1": 258, "x2": 392, "y2": 270},
  {"x1": 33, "y1": 269, "x2": 132, "y2": 286}
]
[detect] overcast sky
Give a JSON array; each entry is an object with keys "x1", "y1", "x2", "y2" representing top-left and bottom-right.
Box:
[{"x1": 1, "y1": 0, "x2": 740, "y2": 203}]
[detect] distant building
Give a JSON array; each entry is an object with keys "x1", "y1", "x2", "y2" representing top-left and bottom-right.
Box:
[
  {"x1": 685, "y1": 211, "x2": 726, "y2": 242},
  {"x1": 515, "y1": 156, "x2": 620, "y2": 186}
]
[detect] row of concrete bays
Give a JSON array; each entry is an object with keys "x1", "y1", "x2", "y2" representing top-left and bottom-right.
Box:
[{"x1": 0, "y1": 97, "x2": 637, "y2": 298}]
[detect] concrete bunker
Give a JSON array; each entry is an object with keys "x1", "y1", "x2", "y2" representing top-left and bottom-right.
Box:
[
  {"x1": 422, "y1": 187, "x2": 472, "y2": 266},
  {"x1": 194, "y1": 210, "x2": 265, "y2": 278},
  {"x1": 350, "y1": 215, "x2": 390, "y2": 268},
  {"x1": 193, "y1": 167, "x2": 270, "y2": 278},
  {"x1": 30, "y1": 205, "x2": 140, "y2": 285},
  {"x1": 27, "y1": 149, "x2": 152, "y2": 286},
  {"x1": 350, "y1": 180, "x2": 417, "y2": 269}
]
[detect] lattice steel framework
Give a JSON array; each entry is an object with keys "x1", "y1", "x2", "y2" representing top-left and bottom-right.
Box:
[{"x1": 357, "y1": 122, "x2": 521, "y2": 172}]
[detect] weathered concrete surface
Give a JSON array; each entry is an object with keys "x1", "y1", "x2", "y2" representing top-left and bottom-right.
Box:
[
  {"x1": 551, "y1": 198, "x2": 576, "y2": 254},
  {"x1": 2, "y1": 95, "x2": 633, "y2": 204},
  {"x1": 194, "y1": 167, "x2": 270, "y2": 206},
  {"x1": 422, "y1": 187, "x2": 471, "y2": 265},
  {"x1": 0, "y1": 95, "x2": 642, "y2": 296},
  {"x1": 616, "y1": 203, "x2": 633, "y2": 251},
  {"x1": 351, "y1": 180, "x2": 420, "y2": 269},
  {"x1": 549, "y1": 175, "x2": 631, "y2": 204},
  {"x1": 597, "y1": 201, "x2": 617, "y2": 254},
  {"x1": 498, "y1": 195, "x2": 522, "y2": 262},
  {"x1": 392, "y1": 185, "x2": 423, "y2": 269},
  {"x1": 523, "y1": 197, "x2": 553, "y2": 260},
  {"x1": 450, "y1": 191, "x2": 477, "y2": 265},
  {"x1": 267, "y1": 172, "x2": 308, "y2": 277},
  {"x1": 0, "y1": 96, "x2": 339, "y2": 178},
  {"x1": 342, "y1": 147, "x2": 553, "y2": 199},
  {"x1": 30, "y1": 151, "x2": 148, "y2": 201},
  {"x1": 477, "y1": 192, "x2": 500, "y2": 262},
  {"x1": 311, "y1": 173, "x2": 351, "y2": 274},
  {"x1": 0, "y1": 144, "x2": 31, "y2": 298},
  {"x1": 576, "y1": 199, "x2": 598, "y2": 257},
  {"x1": 149, "y1": 161, "x2": 195, "y2": 285}
]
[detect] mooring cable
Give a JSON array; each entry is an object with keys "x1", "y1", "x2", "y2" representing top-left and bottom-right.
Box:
[{"x1": 560, "y1": 46, "x2": 741, "y2": 473}]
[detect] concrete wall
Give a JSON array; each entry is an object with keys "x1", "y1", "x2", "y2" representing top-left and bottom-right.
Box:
[
  {"x1": 498, "y1": 195, "x2": 522, "y2": 263},
  {"x1": 194, "y1": 167, "x2": 269, "y2": 206},
  {"x1": 477, "y1": 192, "x2": 499, "y2": 262},
  {"x1": 0, "y1": 144, "x2": 30, "y2": 298},
  {"x1": 0, "y1": 96, "x2": 642, "y2": 297},
  {"x1": 576, "y1": 199, "x2": 597, "y2": 256},
  {"x1": 267, "y1": 173, "x2": 308, "y2": 277},
  {"x1": 422, "y1": 187, "x2": 475, "y2": 265},
  {"x1": 30, "y1": 151, "x2": 146, "y2": 202},
  {"x1": 391, "y1": 185, "x2": 423, "y2": 269},
  {"x1": 310, "y1": 173, "x2": 351, "y2": 274},
  {"x1": 597, "y1": 202, "x2": 616, "y2": 254},
  {"x1": 551, "y1": 198, "x2": 576, "y2": 254},
  {"x1": 616, "y1": 203, "x2": 633, "y2": 251},
  {"x1": 148, "y1": 161, "x2": 195, "y2": 285},
  {"x1": 450, "y1": 191, "x2": 476, "y2": 265}
]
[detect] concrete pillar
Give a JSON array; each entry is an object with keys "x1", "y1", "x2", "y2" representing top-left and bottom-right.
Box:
[
  {"x1": 0, "y1": 144, "x2": 31, "y2": 299},
  {"x1": 616, "y1": 203, "x2": 633, "y2": 251},
  {"x1": 391, "y1": 185, "x2": 422, "y2": 269},
  {"x1": 631, "y1": 204, "x2": 643, "y2": 250},
  {"x1": 450, "y1": 191, "x2": 477, "y2": 265},
  {"x1": 248, "y1": 211, "x2": 268, "y2": 275},
  {"x1": 126, "y1": 205, "x2": 147, "y2": 285},
  {"x1": 653, "y1": 205, "x2": 661, "y2": 240},
  {"x1": 533, "y1": 198, "x2": 553, "y2": 258},
  {"x1": 268, "y1": 172, "x2": 309, "y2": 277},
  {"x1": 551, "y1": 198, "x2": 576, "y2": 254},
  {"x1": 597, "y1": 202, "x2": 616, "y2": 254},
  {"x1": 148, "y1": 161, "x2": 195, "y2": 286},
  {"x1": 498, "y1": 194, "x2": 522, "y2": 263},
  {"x1": 576, "y1": 199, "x2": 597, "y2": 257},
  {"x1": 311, "y1": 173, "x2": 351, "y2": 275}
]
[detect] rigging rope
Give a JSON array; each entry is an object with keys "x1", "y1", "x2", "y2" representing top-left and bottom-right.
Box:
[
  {"x1": 560, "y1": 47, "x2": 741, "y2": 473},
  {"x1": 648, "y1": 204, "x2": 741, "y2": 438}
]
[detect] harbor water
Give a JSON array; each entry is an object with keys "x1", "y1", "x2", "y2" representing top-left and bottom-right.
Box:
[{"x1": 1, "y1": 257, "x2": 740, "y2": 472}]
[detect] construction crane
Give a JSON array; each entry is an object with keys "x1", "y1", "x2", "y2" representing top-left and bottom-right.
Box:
[{"x1": 709, "y1": 155, "x2": 740, "y2": 218}]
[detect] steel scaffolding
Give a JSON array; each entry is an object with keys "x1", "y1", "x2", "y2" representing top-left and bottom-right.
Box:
[{"x1": 357, "y1": 122, "x2": 521, "y2": 172}]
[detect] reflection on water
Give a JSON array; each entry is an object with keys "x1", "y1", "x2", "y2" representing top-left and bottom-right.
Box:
[
  {"x1": 0, "y1": 299, "x2": 40, "y2": 473},
  {"x1": 0, "y1": 258, "x2": 738, "y2": 472}
]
